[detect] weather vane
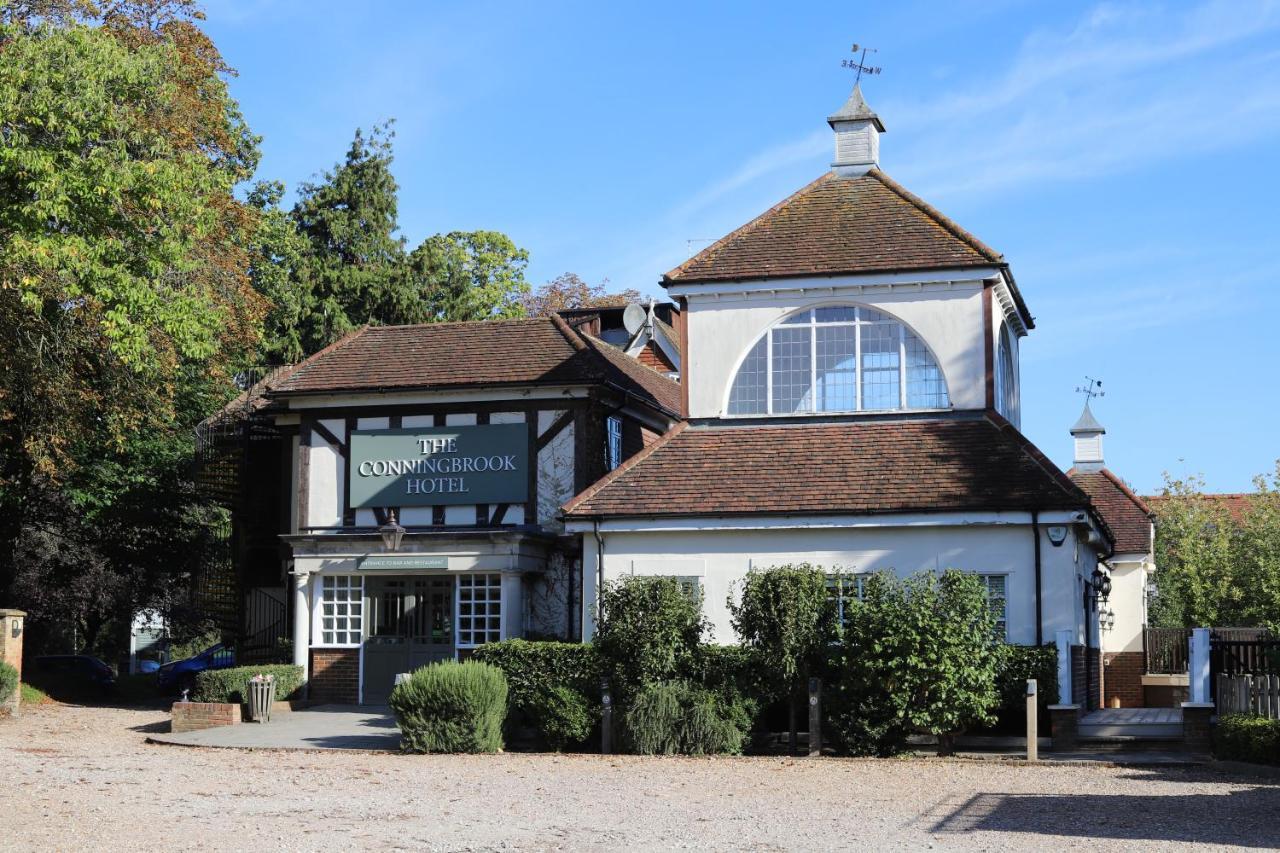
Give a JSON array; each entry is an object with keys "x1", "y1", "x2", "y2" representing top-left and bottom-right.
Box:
[
  {"x1": 841, "y1": 43, "x2": 882, "y2": 86},
  {"x1": 1076, "y1": 377, "x2": 1104, "y2": 402}
]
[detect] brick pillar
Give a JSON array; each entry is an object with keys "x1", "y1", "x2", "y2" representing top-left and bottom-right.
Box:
[
  {"x1": 0, "y1": 610, "x2": 26, "y2": 717},
  {"x1": 1048, "y1": 704, "x2": 1081, "y2": 752},
  {"x1": 1103, "y1": 651, "x2": 1145, "y2": 707},
  {"x1": 1181, "y1": 702, "x2": 1214, "y2": 754}
]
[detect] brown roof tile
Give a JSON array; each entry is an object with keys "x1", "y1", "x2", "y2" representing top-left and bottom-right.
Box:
[
  {"x1": 664, "y1": 169, "x2": 1003, "y2": 285},
  {"x1": 564, "y1": 415, "x2": 1091, "y2": 518},
  {"x1": 269, "y1": 317, "x2": 681, "y2": 416},
  {"x1": 1143, "y1": 493, "x2": 1254, "y2": 524},
  {"x1": 1069, "y1": 468, "x2": 1154, "y2": 554}
]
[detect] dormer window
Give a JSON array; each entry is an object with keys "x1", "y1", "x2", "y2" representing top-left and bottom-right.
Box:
[{"x1": 726, "y1": 305, "x2": 949, "y2": 416}]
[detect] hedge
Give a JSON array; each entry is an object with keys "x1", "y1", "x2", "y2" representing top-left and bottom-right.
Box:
[
  {"x1": 992, "y1": 643, "x2": 1059, "y2": 732},
  {"x1": 1215, "y1": 714, "x2": 1280, "y2": 766},
  {"x1": 390, "y1": 660, "x2": 508, "y2": 753},
  {"x1": 624, "y1": 680, "x2": 752, "y2": 755},
  {"x1": 192, "y1": 664, "x2": 304, "y2": 704},
  {"x1": 0, "y1": 661, "x2": 17, "y2": 706},
  {"x1": 471, "y1": 640, "x2": 603, "y2": 750}
]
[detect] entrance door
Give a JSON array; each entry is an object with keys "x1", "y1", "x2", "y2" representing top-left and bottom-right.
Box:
[{"x1": 362, "y1": 576, "x2": 456, "y2": 704}]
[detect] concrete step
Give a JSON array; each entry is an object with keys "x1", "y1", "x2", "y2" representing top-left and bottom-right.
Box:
[
  {"x1": 1076, "y1": 735, "x2": 1185, "y2": 753},
  {"x1": 1078, "y1": 723, "x2": 1182, "y2": 739}
]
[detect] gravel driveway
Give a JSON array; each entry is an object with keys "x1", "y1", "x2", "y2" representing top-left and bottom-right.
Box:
[{"x1": 2, "y1": 703, "x2": 1278, "y2": 851}]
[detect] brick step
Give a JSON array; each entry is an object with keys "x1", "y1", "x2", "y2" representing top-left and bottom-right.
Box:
[{"x1": 1079, "y1": 723, "x2": 1182, "y2": 738}]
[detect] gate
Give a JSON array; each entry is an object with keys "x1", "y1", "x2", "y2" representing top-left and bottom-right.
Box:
[{"x1": 1209, "y1": 630, "x2": 1277, "y2": 704}]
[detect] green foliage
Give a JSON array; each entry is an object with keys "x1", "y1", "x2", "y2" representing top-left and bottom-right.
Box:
[
  {"x1": 0, "y1": 661, "x2": 17, "y2": 705},
  {"x1": 164, "y1": 623, "x2": 223, "y2": 663},
  {"x1": 389, "y1": 660, "x2": 508, "y2": 754},
  {"x1": 191, "y1": 665, "x2": 304, "y2": 704},
  {"x1": 825, "y1": 570, "x2": 1000, "y2": 756},
  {"x1": 410, "y1": 230, "x2": 529, "y2": 323},
  {"x1": 697, "y1": 643, "x2": 778, "y2": 707},
  {"x1": 595, "y1": 575, "x2": 708, "y2": 695},
  {"x1": 992, "y1": 644, "x2": 1059, "y2": 732},
  {"x1": 624, "y1": 680, "x2": 752, "y2": 756},
  {"x1": 471, "y1": 639, "x2": 603, "y2": 750},
  {"x1": 1150, "y1": 465, "x2": 1280, "y2": 628},
  {"x1": 20, "y1": 681, "x2": 52, "y2": 705},
  {"x1": 728, "y1": 564, "x2": 836, "y2": 691},
  {"x1": 1214, "y1": 714, "x2": 1280, "y2": 766}
]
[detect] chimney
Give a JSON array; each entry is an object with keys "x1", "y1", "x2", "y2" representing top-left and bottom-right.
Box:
[
  {"x1": 828, "y1": 83, "x2": 884, "y2": 176},
  {"x1": 1070, "y1": 401, "x2": 1106, "y2": 471}
]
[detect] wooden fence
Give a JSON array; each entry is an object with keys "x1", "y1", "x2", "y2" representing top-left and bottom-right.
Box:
[
  {"x1": 1144, "y1": 627, "x2": 1191, "y2": 673},
  {"x1": 1216, "y1": 673, "x2": 1280, "y2": 720}
]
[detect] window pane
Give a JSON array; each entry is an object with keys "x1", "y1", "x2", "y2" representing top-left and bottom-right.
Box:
[
  {"x1": 781, "y1": 310, "x2": 810, "y2": 324},
  {"x1": 905, "y1": 329, "x2": 949, "y2": 408},
  {"x1": 860, "y1": 323, "x2": 900, "y2": 410},
  {"x1": 771, "y1": 327, "x2": 812, "y2": 413},
  {"x1": 727, "y1": 337, "x2": 768, "y2": 415},
  {"x1": 859, "y1": 307, "x2": 891, "y2": 323},
  {"x1": 814, "y1": 306, "x2": 856, "y2": 323},
  {"x1": 815, "y1": 325, "x2": 857, "y2": 412}
]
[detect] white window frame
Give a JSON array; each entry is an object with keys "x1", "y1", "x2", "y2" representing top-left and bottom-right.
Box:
[
  {"x1": 455, "y1": 573, "x2": 503, "y2": 648},
  {"x1": 825, "y1": 572, "x2": 867, "y2": 628},
  {"x1": 725, "y1": 305, "x2": 950, "y2": 417},
  {"x1": 315, "y1": 574, "x2": 364, "y2": 648},
  {"x1": 976, "y1": 573, "x2": 1009, "y2": 641}
]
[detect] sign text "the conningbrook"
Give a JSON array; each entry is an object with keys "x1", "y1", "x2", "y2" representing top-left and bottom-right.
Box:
[{"x1": 356, "y1": 436, "x2": 518, "y2": 496}]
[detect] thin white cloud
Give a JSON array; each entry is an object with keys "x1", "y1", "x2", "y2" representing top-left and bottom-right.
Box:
[{"x1": 669, "y1": 130, "x2": 828, "y2": 221}]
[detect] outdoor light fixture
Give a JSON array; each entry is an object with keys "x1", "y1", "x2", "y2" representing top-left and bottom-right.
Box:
[
  {"x1": 1090, "y1": 566, "x2": 1112, "y2": 605},
  {"x1": 1100, "y1": 608, "x2": 1116, "y2": 631},
  {"x1": 378, "y1": 509, "x2": 406, "y2": 552},
  {"x1": 1046, "y1": 525, "x2": 1068, "y2": 547}
]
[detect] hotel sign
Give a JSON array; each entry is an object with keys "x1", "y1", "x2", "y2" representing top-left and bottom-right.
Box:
[{"x1": 348, "y1": 424, "x2": 528, "y2": 508}]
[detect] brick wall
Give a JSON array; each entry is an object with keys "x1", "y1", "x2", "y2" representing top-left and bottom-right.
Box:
[
  {"x1": 1071, "y1": 645, "x2": 1103, "y2": 710},
  {"x1": 310, "y1": 648, "x2": 359, "y2": 704},
  {"x1": 171, "y1": 701, "x2": 241, "y2": 733},
  {"x1": 1103, "y1": 651, "x2": 1145, "y2": 708},
  {"x1": 637, "y1": 341, "x2": 676, "y2": 373}
]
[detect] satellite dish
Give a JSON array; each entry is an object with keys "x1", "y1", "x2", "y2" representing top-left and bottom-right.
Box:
[{"x1": 622, "y1": 303, "x2": 646, "y2": 336}]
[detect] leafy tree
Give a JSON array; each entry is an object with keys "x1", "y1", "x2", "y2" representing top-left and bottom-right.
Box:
[
  {"x1": 408, "y1": 230, "x2": 530, "y2": 323},
  {"x1": 246, "y1": 181, "x2": 310, "y2": 364},
  {"x1": 0, "y1": 1, "x2": 260, "y2": 655},
  {"x1": 728, "y1": 564, "x2": 836, "y2": 750},
  {"x1": 594, "y1": 575, "x2": 708, "y2": 695},
  {"x1": 826, "y1": 570, "x2": 999, "y2": 756},
  {"x1": 522, "y1": 272, "x2": 642, "y2": 317},
  {"x1": 1150, "y1": 463, "x2": 1280, "y2": 630}
]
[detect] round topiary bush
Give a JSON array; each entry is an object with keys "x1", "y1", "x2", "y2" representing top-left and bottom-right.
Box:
[
  {"x1": 0, "y1": 661, "x2": 17, "y2": 706},
  {"x1": 389, "y1": 660, "x2": 509, "y2": 754}
]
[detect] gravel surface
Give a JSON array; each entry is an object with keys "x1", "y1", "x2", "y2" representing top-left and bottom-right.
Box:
[{"x1": 3, "y1": 703, "x2": 1279, "y2": 851}]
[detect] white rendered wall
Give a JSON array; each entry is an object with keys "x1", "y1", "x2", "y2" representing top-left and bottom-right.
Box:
[
  {"x1": 1103, "y1": 554, "x2": 1151, "y2": 654},
  {"x1": 681, "y1": 280, "x2": 988, "y2": 419},
  {"x1": 582, "y1": 520, "x2": 1091, "y2": 646}
]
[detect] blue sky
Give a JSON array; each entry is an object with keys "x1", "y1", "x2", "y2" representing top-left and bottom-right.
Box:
[{"x1": 204, "y1": 0, "x2": 1280, "y2": 494}]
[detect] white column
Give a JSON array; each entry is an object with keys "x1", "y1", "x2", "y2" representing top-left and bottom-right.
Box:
[
  {"x1": 1056, "y1": 629, "x2": 1074, "y2": 706},
  {"x1": 291, "y1": 570, "x2": 311, "y2": 679},
  {"x1": 1189, "y1": 627, "x2": 1211, "y2": 704}
]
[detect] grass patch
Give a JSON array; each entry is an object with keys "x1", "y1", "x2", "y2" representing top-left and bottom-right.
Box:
[{"x1": 20, "y1": 682, "x2": 54, "y2": 705}]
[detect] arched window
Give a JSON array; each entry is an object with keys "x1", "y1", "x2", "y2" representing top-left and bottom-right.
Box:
[
  {"x1": 726, "y1": 306, "x2": 949, "y2": 416},
  {"x1": 995, "y1": 324, "x2": 1019, "y2": 426}
]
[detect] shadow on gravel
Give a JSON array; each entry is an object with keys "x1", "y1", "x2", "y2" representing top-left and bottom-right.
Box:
[{"x1": 931, "y1": 768, "x2": 1280, "y2": 848}]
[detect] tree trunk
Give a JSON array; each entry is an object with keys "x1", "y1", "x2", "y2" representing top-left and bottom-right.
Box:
[
  {"x1": 936, "y1": 732, "x2": 956, "y2": 757},
  {"x1": 788, "y1": 689, "x2": 798, "y2": 756}
]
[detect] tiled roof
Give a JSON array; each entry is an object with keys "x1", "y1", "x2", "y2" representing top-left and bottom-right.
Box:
[
  {"x1": 1069, "y1": 468, "x2": 1153, "y2": 554},
  {"x1": 664, "y1": 169, "x2": 1004, "y2": 285},
  {"x1": 564, "y1": 415, "x2": 1093, "y2": 518},
  {"x1": 268, "y1": 316, "x2": 681, "y2": 415}
]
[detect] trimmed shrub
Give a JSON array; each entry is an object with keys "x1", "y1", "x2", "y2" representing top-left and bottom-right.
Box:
[
  {"x1": 825, "y1": 570, "x2": 1001, "y2": 756},
  {"x1": 0, "y1": 661, "x2": 17, "y2": 705},
  {"x1": 596, "y1": 575, "x2": 707, "y2": 695},
  {"x1": 1215, "y1": 714, "x2": 1280, "y2": 766},
  {"x1": 992, "y1": 643, "x2": 1059, "y2": 733},
  {"x1": 390, "y1": 660, "x2": 508, "y2": 754},
  {"x1": 624, "y1": 680, "x2": 752, "y2": 755},
  {"x1": 471, "y1": 640, "x2": 603, "y2": 750},
  {"x1": 191, "y1": 664, "x2": 304, "y2": 704}
]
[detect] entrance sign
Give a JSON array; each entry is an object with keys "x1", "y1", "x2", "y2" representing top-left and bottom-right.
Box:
[
  {"x1": 358, "y1": 555, "x2": 449, "y2": 571},
  {"x1": 349, "y1": 424, "x2": 528, "y2": 508}
]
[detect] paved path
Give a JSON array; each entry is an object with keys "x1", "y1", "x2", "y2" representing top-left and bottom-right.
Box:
[{"x1": 152, "y1": 703, "x2": 400, "y2": 750}]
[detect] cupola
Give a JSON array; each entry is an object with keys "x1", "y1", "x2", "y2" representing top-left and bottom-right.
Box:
[
  {"x1": 1070, "y1": 402, "x2": 1106, "y2": 471},
  {"x1": 828, "y1": 83, "x2": 885, "y2": 176}
]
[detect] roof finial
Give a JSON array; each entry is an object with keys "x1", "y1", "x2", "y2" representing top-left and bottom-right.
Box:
[
  {"x1": 841, "y1": 43, "x2": 882, "y2": 88},
  {"x1": 1076, "y1": 376, "x2": 1104, "y2": 403}
]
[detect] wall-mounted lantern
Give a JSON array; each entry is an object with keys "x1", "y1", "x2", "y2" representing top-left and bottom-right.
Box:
[{"x1": 378, "y1": 509, "x2": 406, "y2": 552}]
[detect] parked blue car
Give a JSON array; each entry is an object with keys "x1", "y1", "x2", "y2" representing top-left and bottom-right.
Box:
[{"x1": 156, "y1": 644, "x2": 235, "y2": 694}]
